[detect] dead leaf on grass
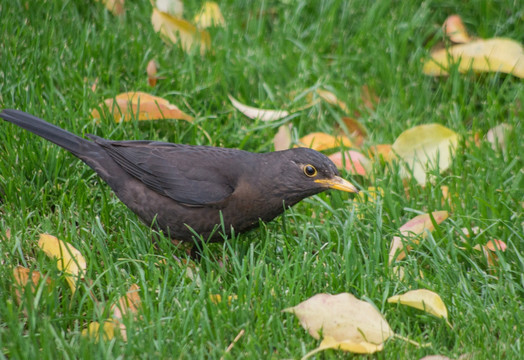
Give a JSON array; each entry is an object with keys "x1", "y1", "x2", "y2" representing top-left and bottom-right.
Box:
[{"x1": 228, "y1": 94, "x2": 289, "y2": 121}]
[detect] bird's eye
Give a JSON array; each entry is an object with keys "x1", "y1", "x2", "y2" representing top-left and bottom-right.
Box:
[{"x1": 304, "y1": 164, "x2": 317, "y2": 177}]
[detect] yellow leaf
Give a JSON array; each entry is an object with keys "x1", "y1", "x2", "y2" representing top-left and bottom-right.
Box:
[
  {"x1": 302, "y1": 335, "x2": 383, "y2": 359},
  {"x1": 194, "y1": 2, "x2": 226, "y2": 28},
  {"x1": 38, "y1": 234, "x2": 86, "y2": 292},
  {"x1": 389, "y1": 211, "x2": 449, "y2": 264},
  {"x1": 13, "y1": 266, "x2": 51, "y2": 304},
  {"x1": 443, "y1": 15, "x2": 472, "y2": 44},
  {"x1": 328, "y1": 150, "x2": 371, "y2": 176},
  {"x1": 209, "y1": 294, "x2": 238, "y2": 305},
  {"x1": 368, "y1": 144, "x2": 393, "y2": 162},
  {"x1": 388, "y1": 289, "x2": 449, "y2": 321},
  {"x1": 423, "y1": 38, "x2": 524, "y2": 78},
  {"x1": 392, "y1": 124, "x2": 459, "y2": 185},
  {"x1": 273, "y1": 123, "x2": 292, "y2": 151},
  {"x1": 154, "y1": 0, "x2": 183, "y2": 17},
  {"x1": 228, "y1": 94, "x2": 289, "y2": 121},
  {"x1": 82, "y1": 321, "x2": 116, "y2": 342},
  {"x1": 151, "y1": 7, "x2": 211, "y2": 55},
  {"x1": 316, "y1": 89, "x2": 349, "y2": 113},
  {"x1": 297, "y1": 132, "x2": 352, "y2": 151},
  {"x1": 284, "y1": 293, "x2": 393, "y2": 354},
  {"x1": 91, "y1": 91, "x2": 194, "y2": 122}
]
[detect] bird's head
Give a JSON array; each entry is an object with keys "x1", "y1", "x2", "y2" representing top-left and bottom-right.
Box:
[{"x1": 267, "y1": 147, "x2": 358, "y2": 204}]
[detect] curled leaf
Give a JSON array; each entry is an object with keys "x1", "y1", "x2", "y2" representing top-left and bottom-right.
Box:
[
  {"x1": 147, "y1": 60, "x2": 158, "y2": 87},
  {"x1": 91, "y1": 91, "x2": 193, "y2": 122},
  {"x1": 443, "y1": 15, "x2": 472, "y2": 44},
  {"x1": 38, "y1": 234, "x2": 86, "y2": 292},
  {"x1": 388, "y1": 289, "x2": 449, "y2": 321},
  {"x1": 228, "y1": 94, "x2": 289, "y2": 121},
  {"x1": 151, "y1": 7, "x2": 210, "y2": 55}
]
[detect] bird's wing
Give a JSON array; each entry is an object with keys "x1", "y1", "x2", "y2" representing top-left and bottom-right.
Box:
[{"x1": 91, "y1": 138, "x2": 236, "y2": 206}]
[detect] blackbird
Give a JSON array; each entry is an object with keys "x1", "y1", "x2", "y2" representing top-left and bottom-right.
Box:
[{"x1": 0, "y1": 109, "x2": 358, "y2": 244}]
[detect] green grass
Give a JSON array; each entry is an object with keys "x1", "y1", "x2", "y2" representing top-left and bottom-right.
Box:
[{"x1": 1, "y1": 0, "x2": 523, "y2": 359}]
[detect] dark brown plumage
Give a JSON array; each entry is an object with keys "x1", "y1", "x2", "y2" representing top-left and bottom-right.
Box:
[{"x1": 0, "y1": 109, "x2": 358, "y2": 244}]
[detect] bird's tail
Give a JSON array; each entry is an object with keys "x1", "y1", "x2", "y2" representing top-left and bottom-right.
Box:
[{"x1": 0, "y1": 109, "x2": 94, "y2": 157}]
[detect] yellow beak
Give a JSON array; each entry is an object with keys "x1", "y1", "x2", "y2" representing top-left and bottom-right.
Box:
[{"x1": 315, "y1": 176, "x2": 359, "y2": 193}]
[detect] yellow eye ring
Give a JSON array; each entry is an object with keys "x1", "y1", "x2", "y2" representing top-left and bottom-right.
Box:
[{"x1": 304, "y1": 164, "x2": 317, "y2": 177}]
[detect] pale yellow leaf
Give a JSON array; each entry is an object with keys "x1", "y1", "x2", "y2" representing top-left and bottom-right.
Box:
[
  {"x1": 273, "y1": 123, "x2": 292, "y2": 151},
  {"x1": 443, "y1": 15, "x2": 472, "y2": 44},
  {"x1": 392, "y1": 124, "x2": 459, "y2": 185},
  {"x1": 82, "y1": 321, "x2": 116, "y2": 342},
  {"x1": 302, "y1": 335, "x2": 383, "y2": 359},
  {"x1": 297, "y1": 132, "x2": 352, "y2": 151},
  {"x1": 151, "y1": 7, "x2": 211, "y2": 55},
  {"x1": 155, "y1": 0, "x2": 183, "y2": 17},
  {"x1": 228, "y1": 94, "x2": 289, "y2": 121},
  {"x1": 284, "y1": 293, "x2": 393, "y2": 352},
  {"x1": 194, "y1": 2, "x2": 225, "y2": 28},
  {"x1": 328, "y1": 150, "x2": 371, "y2": 176},
  {"x1": 91, "y1": 91, "x2": 194, "y2": 122},
  {"x1": 485, "y1": 123, "x2": 513, "y2": 150},
  {"x1": 316, "y1": 89, "x2": 349, "y2": 113},
  {"x1": 38, "y1": 234, "x2": 86, "y2": 292},
  {"x1": 423, "y1": 38, "x2": 524, "y2": 78},
  {"x1": 389, "y1": 211, "x2": 449, "y2": 264},
  {"x1": 209, "y1": 294, "x2": 238, "y2": 305},
  {"x1": 388, "y1": 289, "x2": 449, "y2": 321}
]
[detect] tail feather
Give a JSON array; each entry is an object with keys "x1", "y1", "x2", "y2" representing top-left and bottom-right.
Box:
[{"x1": 0, "y1": 109, "x2": 88, "y2": 156}]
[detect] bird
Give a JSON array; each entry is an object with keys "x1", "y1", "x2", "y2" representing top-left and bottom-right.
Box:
[{"x1": 0, "y1": 109, "x2": 358, "y2": 245}]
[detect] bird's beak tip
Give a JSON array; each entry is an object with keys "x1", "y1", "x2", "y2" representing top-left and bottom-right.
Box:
[{"x1": 315, "y1": 176, "x2": 359, "y2": 193}]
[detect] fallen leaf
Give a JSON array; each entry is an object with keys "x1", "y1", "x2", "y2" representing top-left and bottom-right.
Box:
[
  {"x1": 340, "y1": 117, "x2": 367, "y2": 146},
  {"x1": 91, "y1": 91, "x2": 194, "y2": 122},
  {"x1": 13, "y1": 266, "x2": 51, "y2": 304},
  {"x1": 154, "y1": 0, "x2": 183, "y2": 17},
  {"x1": 82, "y1": 321, "x2": 116, "y2": 342},
  {"x1": 273, "y1": 123, "x2": 292, "y2": 151},
  {"x1": 388, "y1": 289, "x2": 449, "y2": 322},
  {"x1": 368, "y1": 144, "x2": 393, "y2": 162},
  {"x1": 423, "y1": 38, "x2": 524, "y2": 78},
  {"x1": 111, "y1": 284, "x2": 141, "y2": 341},
  {"x1": 443, "y1": 15, "x2": 472, "y2": 44},
  {"x1": 297, "y1": 132, "x2": 352, "y2": 151},
  {"x1": 485, "y1": 123, "x2": 513, "y2": 150},
  {"x1": 315, "y1": 89, "x2": 349, "y2": 113},
  {"x1": 228, "y1": 94, "x2": 289, "y2": 121},
  {"x1": 98, "y1": 0, "x2": 125, "y2": 15},
  {"x1": 328, "y1": 150, "x2": 371, "y2": 176},
  {"x1": 485, "y1": 239, "x2": 507, "y2": 252},
  {"x1": 284, "y1": 293, "x2": 393, "y2": 356},
  {"x1": 392, "y1": 124, "x2": 459, "y2": 185},
  {"x1": 147, "y1": 60, "x2": 158, "y2": 87},
  {"x1": 473, "y1": 239, "x2": 507, "y2": 267},
  {"x1": 151, "y1": 7, "x2": 211, "y2": 55},
  {"x1": 389, "y1": 211, "x2": 449, "y2": 264},
  {"x1": 38, "y1": 234, "x2": 86, "y2": 292},
  {"x1": 195, "y1": 2, "x2": 226, "y2": 28},
  {"x1": 360, "y1": 84, "x2": 379, "y2": 111}
]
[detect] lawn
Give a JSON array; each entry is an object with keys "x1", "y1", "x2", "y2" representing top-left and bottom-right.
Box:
[{"x1": 0, "y1": 0, "x2": 522, "y2": 359}]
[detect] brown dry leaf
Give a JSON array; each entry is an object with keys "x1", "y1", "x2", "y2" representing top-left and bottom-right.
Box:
[
  {"x1": 389, "y1": 211, "x2": 449, "y2": 264},
  {"x1": 195, "y1": 2, "x2": 226, "y2": 28},
  {"x1": 328, "y1": 150, "x2": 371, "y2": 176},
  {"x1": 392, "y1": 124, "x2": 459, "y2": 185},
  {"x1": 91, "y1": 91, "x2": 194, "y2": 122},
  {"x1": 284, "y1": 293, "x2": 393, "y2": 356},
  {"x1": 388, "y1": 289, "x2": 449, "y2": 323},
  {"x1": 340, "y1": 117, "x2": 367, "y2": 147},
  {"x1": 485, "y1": 123, "x2": 513, "y2": 150},
  {"x1": 147, "y1": 60, "x2": 158, "y2": 87},
  {"x1": 443, "y1": 15, "x2": 472, "y2": 44},
  {"x1": 151, "y1": 7, "x2": 211, "y2": 55},
  {"x1": 38, "y1": 234, "x2": 86, "y2": 292},
  {"x1": 82, "y1": 321, "x2": 116, "y2": 343},
  {"x1": 368, "y1": 144, "x2": 393, "y2": 162},
  {"x1": 228, "y1": 94, "x2": 289, "y2": 121},
  {"x1": 98, "y1": 0, "x2": 125, "y2": 15},
  {"x1": 297, "y1": 132, "x2": 352, "y2": 151},
  {"x1": 273, "y1": 123, "x2": 292, "y2": 151},
  {"x1": 360, "y1": 84, "x2": 379, "y2": 111},
  {"x1": 423, "y1": 38, "x2": 524, "y2": 78},
  {"x1": 13, "y1": 266, "x2": 51, "y2": 304}
]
